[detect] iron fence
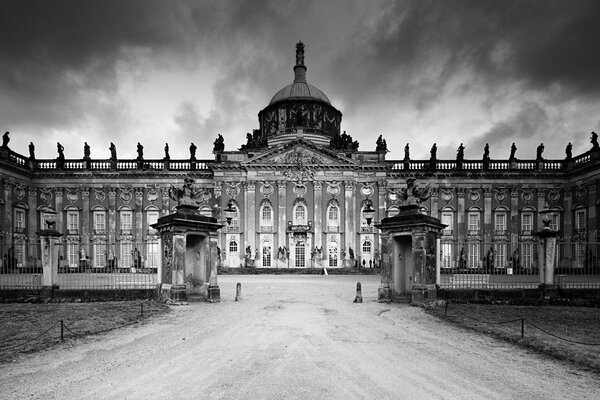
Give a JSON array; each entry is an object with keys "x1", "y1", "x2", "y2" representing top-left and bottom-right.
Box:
[
  {"x1": 438, "y1": 240, "x2": 600, "y2": 289},
  {"x1": 0, "y1": 241, "x2": 158, "y2": 290}
]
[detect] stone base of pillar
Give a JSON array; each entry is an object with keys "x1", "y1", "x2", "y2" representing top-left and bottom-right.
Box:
[
  {"x1": 207, "y1": 284, "x2": 221, "y2": 303},
  {"x1": 411, "y1": 284, "x2": 437, "y2": 305},
  {"x1": 159, "y1": 283, "x2": 188, "y2": 302},
  {"x1": 378, "y1": 286, "x2": 391, "y2": 302}
]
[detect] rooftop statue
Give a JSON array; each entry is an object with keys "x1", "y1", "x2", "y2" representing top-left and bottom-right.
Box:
[
  {"x1": 109, "y1": 142, "x2": 117, "y2": 161},
  {"x1": 190, "y1": 142, "x2": 197, "y2": 160},
  {"x1": 430, "y1": 143, "x2": 437, "y2": 161},
  {"x1": 536, "y1": 143, "x2": 544, "y2": 160},
  {"x1": 483, "y1": 143, "x2": 490, "y2": 160},
  {"x1": 213, "y1": 134, "x2": 225, "y2": 153},
  {"x1": 404, "y1": 143, "x2": 410, "y2": 161},
  {"x1": 565, "y1": 142, "x2": 572, "y2": 160},
  {"x1": 57, "y1": 142, "x2": 65, "y2": 159},
  {"x1": 375, "y1": 134, "x2": 388, "y2": 152},
  {"x1": 137, "y1": 142, "x2": 144, "y2": 160},
  {"x1": 457, "y1": 143, "x2": 465, "y2": 161},
  {"x1": 591, "y1": 131, "x2": 599, "y2": 150},
  {"x1": 1, "y1": 131, "x2": 9, "y2": 148},
  {"x1": 28, "y1": 142, "x2": 35, "y2": 160},
  {"x1": 509, "y1": 142, "x2": 517, "y2": 160},
  {"x1": 83, "y1": 142, "x2": 90, "y2": 159},
  {"x1": 164, "y1": 143, "x2": 170, "y2": 160}
]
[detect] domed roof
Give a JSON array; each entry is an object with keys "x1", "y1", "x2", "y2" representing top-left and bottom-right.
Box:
[
  {"x1": 269, "y1": 81, "x2": 331, "y2": 105},
  {"x1": 268, "y1": 41, "x2": 332, "y2": 106}
]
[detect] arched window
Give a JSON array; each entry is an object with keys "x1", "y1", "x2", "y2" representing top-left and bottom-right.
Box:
[
  {"x1": 229, "y1": 205, "x2": 240, "y2": 231},
  {"x1": 294, "y1": 203, "x2": 307, "y2": 225},
  {"x1": 229, "y1": 240, "x2": 238, "y2": 253},
  {"x1": 199, "y1": 206, "x2": 213, "y2": 218},
  {"x1": 362, "y1": 240, "x2": 372, "y2": 254},
  {"x1": 295, "y1": 242, "x2": 305, "y2": 267},
  {"x1": 260, "y1": 202, "x2": 273, "y2": 230}
]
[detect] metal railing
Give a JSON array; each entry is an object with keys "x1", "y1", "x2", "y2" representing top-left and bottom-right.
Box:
[
  {"x1": 438, "y1": 239, "x2": 600, "y2": 289},
  {"x1": 0, "y1": 242, "x2": 158, "y2": 290}
]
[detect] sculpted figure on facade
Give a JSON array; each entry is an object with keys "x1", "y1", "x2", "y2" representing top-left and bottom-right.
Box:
[
  {"x1": 190, "y1": 142, "x2": 197, "y2": 160},
  {"x1": 213, "y1": 134, "x2": 225, "y2": 153},
  {"x1": 404, "y1": 143, "x2": 410, "y2": 161},
  {"x1": 164, "y1": 143, "x2": 170, "y2": 160},
  {"x1": 536, "y1": 143, "x2": 545, "y2": 160},
  {"x1": 83, "y1": 142, "x2": 90, "y2": 159},
  {"x1": 169, "y1": 177, "x2": 198, "y2": 207},
  {"x1": 399, "y1": 178, "x2": 430, "y2": 205},
  {"x1": 137, "y1": 143, "x2": 144, "y2": 160},
  {"x1": 509, "y1": 143, "x2": 517, "y2": 160},
  {"x1": 565, "y1": 142, "x2": 572, "y2": 160},
  {"x1": 2, "y1": 131, "x2": 9, "y2": 148},
  {"x1": 28, "y1": 142, "x2": 35, "y2": 160},
  {"x1": 109, "y1": 142, "x2": 117, "y2": 161},
  {"x1": 591, "y1": 132, "x2": 599, "y2": 150}
]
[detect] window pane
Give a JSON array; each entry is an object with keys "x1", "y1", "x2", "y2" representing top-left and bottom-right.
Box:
[{"x1": 295, "y1": 242, "x2": 305, "y2": 267}]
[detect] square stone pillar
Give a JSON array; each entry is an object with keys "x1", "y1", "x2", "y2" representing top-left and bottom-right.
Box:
[{"x1": 37, "y1": 229, "x2": 62, "y2": 290}]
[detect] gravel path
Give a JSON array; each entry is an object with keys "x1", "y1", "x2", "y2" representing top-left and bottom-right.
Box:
[{"x1": 1, "y1": 275, "x2": 598, "y2": 399}]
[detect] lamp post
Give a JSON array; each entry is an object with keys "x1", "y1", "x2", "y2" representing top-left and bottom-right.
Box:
[
  {"x1": 363, "y1": 198, "x2": 376, "y2": 226},
  {"x1": 223, "y1": 199, "x2": 236, "y2": 225}
]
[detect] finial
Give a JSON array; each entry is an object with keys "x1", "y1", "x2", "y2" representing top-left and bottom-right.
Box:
[{"x1": 295, "y1": 41, "x2": 305, "y2": 66}]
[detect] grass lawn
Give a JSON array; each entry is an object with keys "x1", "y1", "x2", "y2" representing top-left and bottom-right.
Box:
[
  {"x1": 426, "y1": 303, "x2": 600, "y2": 373},
  {"x1": 0, "y1": 301, "x2": 169, "y2": 363}
]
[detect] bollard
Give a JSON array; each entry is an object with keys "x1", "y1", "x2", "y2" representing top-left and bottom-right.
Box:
[
  {"x1": 60, "y1": 319, "x2": 64, "y2": 341},
  {"x1": 353, "y1": 282, "x2": 363, "y2": 303},
  {"x1": 235, "y1": 282, "x2": 242, "y2": 302},
  {"x1": 141, "y1": 302, "x2": 144, "y2": 317}
]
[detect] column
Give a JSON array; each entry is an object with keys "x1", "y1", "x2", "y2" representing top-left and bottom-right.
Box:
[
  {"x1": 3, "y1": 181, "x2": 13, "y2": 247},
  {"x1": 278, "y1": 181, "x2": 287, "y2": 250},
  {"x1": 246, "y1": 182, "x2": 256, "y2": 252},
  {"x1": 39, "y1": 231, "x2": 61, "y2": 288},
  {"x1": 457, "y1": 188, "x2": 465, "y2": 242},
  {"x1": 81, "y1": 189, "x2": 90, "y2": 253},
  {"x1": 54, "y1": 188, "x2": 64, "y2": 233},
  {"x1": 108, "y1": 188, "x2": 117, "y2": 261},
  {"x1": 344, "y1": 181, "x2": 355, "y2": 264},
  {"x1": 207, "y1": 231, "x2": 221, "y2": 302},
  {"x1": 314, "y1": 181, "x2": 323, "y2": 249},
  {"x1": 483, "y1": 187, "x2": 492, "y2": 243},
  {"x1": 588, "y1": 184, "x2": 597, "y2": 241},
  {"x1": 510, "y1": 187, "x2": 519, "y2": 246}
]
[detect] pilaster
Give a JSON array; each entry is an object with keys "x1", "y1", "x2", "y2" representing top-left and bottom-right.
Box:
[
  {"x1": 81, "y1": 189, "x2": 90, "y2": 250},
  {"x1": 135, "y1": 187, "x2": 144, "y2": 242},
  {"x1": 344, "y1": 181, "x2": 356, "y2": 258},
  {"x1": 278, "y1": 181, "x2": 287, "y2": 250},
  {"x1": 314, "y1": 181, "x2": 323, "y2": 249},
  {"x1": 457, "y1": 188, "x2": 465, "y2": 242},
  {"x1": 483, "y1": 187, "x2": 492, "y2": 243},
  {"x1": 54, "y1": 188, "x2": 64, "y2": 233},
  {"x1": 246, "y1": 182, "x2": 256, "y2": 251},
  {"x1": 108, "y1": 188, "x2": 117, "y2": 253},
  {"x1": 27, "y1": 188, "x2": 37, "y2": 243},
  {"x1": 511, "y1": 187, "x2": 519, "y2": 245},
  {"x1": 588, "y1": 183, "x2": 597, "y2": 241}
]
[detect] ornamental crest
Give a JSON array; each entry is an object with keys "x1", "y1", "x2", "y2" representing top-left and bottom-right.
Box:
[
  {"x1": 40, "y1": 188, "x2": 53, "y2": 203},
  {"x1": 260, "y1": 183, "x2": 274, "y2": 197},
  {"x1": 14, "y1": 184, "x2": 25, "y2": 200},
  {"x1": 226, "y1": 182, "x2": 241, "y2": 198},
  {"x1": 147, "y1": 188, "x2": 159, "y2": 203},
  {"x1": 93, "y1": 189, "x2": 106, "y2": 202},
  {"x1": 575, "y1": 186, "x2": 586, "y2": 200},
  {"x1": 281, "y1": 149, "x2": 319, "y2": 182},
  {"x1": 441, "y1": 189, "x2": 453, "y2": 203},
  {"x1": 468, "y1": 189, "x2": 480, "y2": 203},
  {"x1": 521, "y1": 190, "x2": 533, "y2": 204},
  {"x1": 494, "y1": 188, "x2": 507, "y2": 203},
  {"x1": 293, "y1": 184, "x2": 307, "y2": 198},
  {"x1": 327, "y1": 182, "x2": 340, "y2": 197},
  {"x1": 66, "y1": 188, "x2": 78, "y2": 203},
  {"x1": 360, "y1": 183, "x2": 374, "y2": 197},
  {"x1": 120, "y1": 187, "x2": 132, "y2": 203},
  {"x1": 548, "y1": 189, "x2": 560, "y2": 202}
]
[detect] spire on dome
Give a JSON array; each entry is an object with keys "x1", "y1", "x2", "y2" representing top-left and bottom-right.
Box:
[{"x1": 294, "y1": 41, "x2": 307, "y2": 83}]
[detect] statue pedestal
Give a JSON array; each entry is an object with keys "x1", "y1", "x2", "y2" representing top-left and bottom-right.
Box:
[
  {"x1": 411, "y1": 284, "x2": 437, "y2": 304},
  {"x1": 378, "y1": 285, "x2": 392, "y2": 302}
]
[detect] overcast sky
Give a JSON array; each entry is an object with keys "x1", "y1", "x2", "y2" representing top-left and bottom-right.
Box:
[{"x1": 1, "y1": 0, "x2": 599, "y2": 161}]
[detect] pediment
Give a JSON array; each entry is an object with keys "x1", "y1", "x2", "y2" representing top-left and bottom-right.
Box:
[{"x1": 243, "y1": 139, "x2": 357, "y2": 167}]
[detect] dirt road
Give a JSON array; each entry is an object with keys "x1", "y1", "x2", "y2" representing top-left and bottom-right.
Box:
[{"x1": 1, "y1": 275, "x2": 598, "y2": 399}]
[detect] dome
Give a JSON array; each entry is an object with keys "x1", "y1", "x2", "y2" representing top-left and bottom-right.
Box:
[
  {"x1": 268, "y1": 42, "x2": 331, "y2": 106},
  {"x1": 269, "y1": 81, "x2": 331, "y2": 105}
]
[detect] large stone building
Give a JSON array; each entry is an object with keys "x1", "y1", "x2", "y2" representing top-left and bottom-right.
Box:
[{"x1": 1, "y1": 42, "x2": 599, "y2": 274}]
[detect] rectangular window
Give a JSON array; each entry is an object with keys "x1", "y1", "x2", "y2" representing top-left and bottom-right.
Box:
[
  {"x1": 575, "y1": 210, "x2": 586, "y2": 232},
  {"x1": 550, "y1": 213, "x2": 560, "y2": 231},
  {"x1": 15, "y1": 209, "x2": 25, "y2": 230},
  {"x1": 521, "y1": 213, "x2": 532, "y2": 235},
  {"x1": 468, "y1": 213, "x2": 479, "y2": 233},
  {"x1": 441, "y1": 242, "x2": 453, "y2": 268},
  {"x1": 260, "y1": 206, "x2": 272, "y2": 230},
  {"x1": 328, "y1": 245, "x2": 338, "y2": 267},
  {"x1": 262, "y1": 246, "x2": 271, "y2": 267},
  {"x1": 147, "y1": 240, "x2": 159, "y2": 268},
  {"x1": 120, "y1": 211, "x2": 132, "y2": 234},
  {"x1": 120, "y1": 242, "x2": 132, "y2": 268},
  {"x1": 94, "y1": 243, "x2": 106, "y2": 268},
  {"x1": 94, "y1": 212, "x2": 106, "y2": 234},
  {"x1": 441, "y1": 213, "x2": 453, "y2": 235},
  {"x1": 494, "y1": 213, "x2": 506, "y2": 234},
  {"x1": 147, "y1": 211, "x2": 159, "y2": 234},
  {"x1": 494, "y1": 243, "x2": 506, "y2": 268},
  {"x1": 67, "y1": 211, "x2": 79, "y2": 234},
  {"x1": 295, "y1": 243, "x2": 305, "y2": 267},
  {"x1": 522, "y1": 243, "x2": 533, "y2": 269},
  {"x1": 468, "y1": 243, "x2": 479, "y2": 268},
  {"x1": 68, "y1": 243, "x2": 78, "y2": 268}
]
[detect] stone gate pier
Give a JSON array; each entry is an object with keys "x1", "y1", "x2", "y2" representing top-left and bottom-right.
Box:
[
  {"x1": 152, "y1": 179, "x2": 223, "y2": 302},
  {"x1": 376, "y1": 179, "x2": 445, "y2": 304}
]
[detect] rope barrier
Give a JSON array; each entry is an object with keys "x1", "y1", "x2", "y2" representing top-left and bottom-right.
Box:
[
  {"x1": 444, "y1": 301, "x2": 600, "y2": 346},
  {"x1": 0, "y1": 302, "x2": 149, "y2": 352}
]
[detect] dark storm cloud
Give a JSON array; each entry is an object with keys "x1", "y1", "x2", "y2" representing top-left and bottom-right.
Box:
[{"x1": 328, "y1": 0, "x2": 600, "y2": 111}]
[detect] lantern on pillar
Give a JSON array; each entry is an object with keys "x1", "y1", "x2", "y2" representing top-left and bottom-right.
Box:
[
  {"x1": 363, "y1": 199, "x2": 376, "y2": 226},
  {"x1": 223, "y1": 199, "x2": 237, "y2": 225}
]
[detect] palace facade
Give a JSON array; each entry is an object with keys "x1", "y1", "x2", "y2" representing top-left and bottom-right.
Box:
[{"x1": 1, "y1": 43, "x2": 599, "y2": 273}]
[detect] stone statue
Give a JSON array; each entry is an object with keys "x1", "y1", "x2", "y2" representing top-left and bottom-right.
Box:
[
  {"x1": 459, "y1": 247, "x2": 466, "y2": 269},
  {"x1": 483, "y1": 143, "x2": 490, "y2": 160},
  {"x1": 404, "y1": 143, "x2": 410, "y2": 161},
  {"x1": 536, "y1": 143, "x2": 544, "y2": 160},
  {"x1": 1, "y1": 131, "x2": 9, "y2": 148},
  {"x1": 591, "y1": 132, "x2": 599, "y2": 150},
  {"x1": 430, "y1": 143, "x2": 437, "y2": 161},
  {"x1": 487, "y1": 247, "x2": 495, "y2": 270},
  {"x1": 57, "y1": 142, "x2": 65, "y2": 159},
  {"x1": 164, "y1": 143, "x2": 170, "y2": 160},
  {"x1": 340, "y1": 247, "x2": 346, "y2": 260},
  {"x1": 136, "y1": 142, "x2": 144, "y2": 160},
  {"x1": 213, "y1": 134, "x2": 225, "y2": 153},
  {"x1": 109, "y1": 142, "x2": 117, "y2": 161},
  {"x1": 399, "y1": 177, "x2": 431, "y2": 205},
  {"x1": 295, "y1": 41, "x2": 305, "y2": 65},
  {"x1": 28, "y1": 142, "x2": 35, "y2": 160},
  {"x1": 512, "y1": 249, "x2": 520, "y2": 269},
  {"x1": 509, "y1": 143, "x2": 517, "y2": 160},
  {"x1": 83, "y1": 142, "x2": 90, "y2": 159},
  {"x1": 376, "y1": 135, "x2": 388, "y2": 152},
  {"x1": 168, "y1": 177, "x2": 198, "y2": 207},
  {"x1": 457, "y1": 143, "x2": 465, "y2": 161},
  {"x1": 565, "y1": 142, "x2": 572, "y2": 160},
  {"x1": 190, "y1": 142, "x2": 197, "y2": 160}
]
